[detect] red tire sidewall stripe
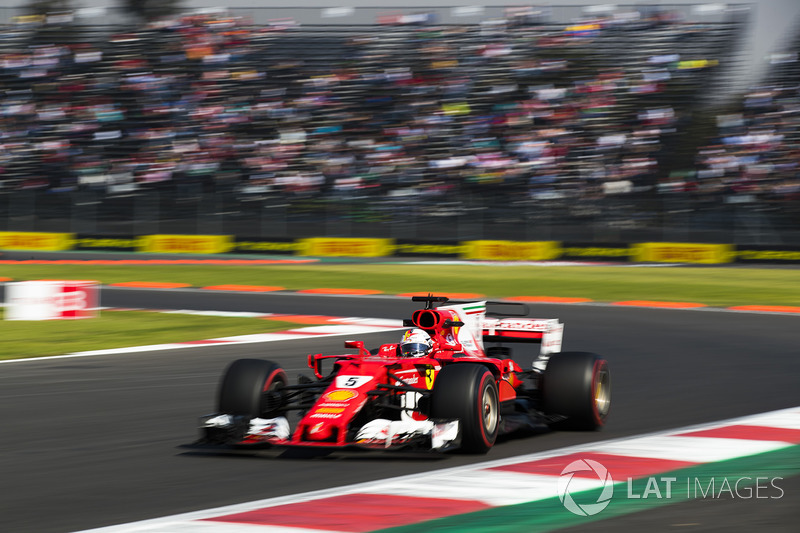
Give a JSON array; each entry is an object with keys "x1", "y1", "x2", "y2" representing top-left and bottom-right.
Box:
[{"x1": 263, "y1": 368, "x2": 288, "y2": 392}]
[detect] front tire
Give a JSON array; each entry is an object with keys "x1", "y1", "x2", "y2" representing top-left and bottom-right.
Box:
[
  {"x1": 218, "y1": 358, "x2": 288, "y2": 417},
  {"x1": 430, "y1": 364, "x2": 499, "y2": 453},
  {"x1": 543, "y1": 351, "x2": 610, "y2": 430}
]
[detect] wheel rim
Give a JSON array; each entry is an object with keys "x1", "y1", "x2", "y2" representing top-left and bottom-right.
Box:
[
  {"x1": 593, "y1": 366, "x2": 611, "y2": 420},
  {"x1": 261, "y1": 370, "x2": 287, "y2": 416},
  {"x1": 482, "y1": 384, "x2": 499, "y2": 434},
  {"x1": 265, "y1": 379, "x2": 284, "y2": 393}
]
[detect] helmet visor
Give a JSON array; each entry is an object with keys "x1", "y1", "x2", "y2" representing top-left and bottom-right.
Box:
[{"x1": 401, "y1": 343, "x2": 430, "y2": 357}]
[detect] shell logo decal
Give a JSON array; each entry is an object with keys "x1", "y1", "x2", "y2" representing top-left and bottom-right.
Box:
[{"x1": 324, "y1": 389, "x2": 358, "y2": 402}]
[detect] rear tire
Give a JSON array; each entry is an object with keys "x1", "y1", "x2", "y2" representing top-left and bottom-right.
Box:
[
  {"x1": 543, "y1": 352, "x2": 610, "y2": 430},
  {"x1": 218, "y1": 359, "x2": 288, "y2": 417},
  {"x1": 430, "y1": 364, "x2": 499, "y2": 453}
]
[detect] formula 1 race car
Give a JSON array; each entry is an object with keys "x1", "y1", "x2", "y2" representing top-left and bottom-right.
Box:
[{"x1": 198, "y1": 296, "x2": 610, "y2": 453}]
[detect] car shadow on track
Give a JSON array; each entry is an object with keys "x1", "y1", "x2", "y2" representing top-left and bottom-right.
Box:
[{"x1": 175, "y1": 425, "x2": 553, "y2": 461}]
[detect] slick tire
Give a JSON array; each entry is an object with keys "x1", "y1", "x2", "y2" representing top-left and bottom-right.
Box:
[
  {"x1": 218, "y1": 358, "x2": 288, "y2": 417},
  {"x1": 431, "y1": 363, "x2": 499, "y2": 453},
  {"x1": 543, "y1": 351, "x2": 610, "y2": 430}
]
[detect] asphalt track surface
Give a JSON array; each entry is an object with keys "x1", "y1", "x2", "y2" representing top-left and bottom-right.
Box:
[{"x1": 1, "y1": 290, "x2": 798, "y2": 533}]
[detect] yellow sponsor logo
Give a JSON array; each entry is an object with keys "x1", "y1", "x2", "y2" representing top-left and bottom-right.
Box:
[
  {"x1": 0, "y1": 232, "x2": 74, "y2": 251},
  {"x1": 632, "y1": 243, "x2": 734, "y2": 264},
  {"x1": 296, "y1": 238, "x2": 394, "y2": 258},
  {"x1": 313, "y1": 407, "x2": 345, "y2": 415},
  {"x1": 425, "y1": 366, "x2": 436, "y2": 389},
  {"x1": 462, "y1": 240, "x2": 562, "y2": 261},
  {"x1": 138, "y1": 235, "x2": 234, "y2": 254},
  {"x1": 324, "y1": 390, "x2": 358, "y2": 402}
]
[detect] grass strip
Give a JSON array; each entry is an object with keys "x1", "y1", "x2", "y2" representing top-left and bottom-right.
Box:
[
  {"x1": 1, "y1": 263, "x2": 800, "y2": 308},
  {"x1": 0, "y1": 309, "x2": 298, "y2": 360}
]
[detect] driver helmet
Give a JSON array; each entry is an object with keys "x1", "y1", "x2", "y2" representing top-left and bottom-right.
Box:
[{"x1": 400, "y1": 328, "x2": 433, "y2": 357}]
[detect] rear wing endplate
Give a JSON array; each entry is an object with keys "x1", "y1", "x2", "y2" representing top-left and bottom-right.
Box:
[{"x1": 481, "y1": 318, "x2": 563, "y2": 356}]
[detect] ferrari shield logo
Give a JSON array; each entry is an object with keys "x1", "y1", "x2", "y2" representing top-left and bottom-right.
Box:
[{"x1": 425, "y1": 365, "x2": 435, "y2": 389}]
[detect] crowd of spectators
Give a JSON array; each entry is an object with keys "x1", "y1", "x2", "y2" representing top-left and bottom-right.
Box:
[
  {"x1": 0, "y1": 8, "x2": 748, "y2": 229},
  {"x1": 692, "y1": 39, "x2": 800, "y2": 228}
]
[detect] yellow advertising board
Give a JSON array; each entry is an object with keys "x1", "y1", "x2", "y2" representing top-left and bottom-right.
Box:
[
  {"x1": 0, "y1": 232, "x2": 74, "y2": 251},
  {"x1": 461, "y1": 241, "x2": 562, "y2": 261},
  {"x1": 631, "y1": 243, "x2": 734, "y2": 264},
  {"x1": 296, "y1": 238, "x2": 395, "y2": 257},
  {"x1": 137, "y1": 235, "x2": 234, "y2": 254}
]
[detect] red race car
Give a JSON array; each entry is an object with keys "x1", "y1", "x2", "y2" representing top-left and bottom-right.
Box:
[{"x1": 199, "y1": 296, "x2": 611, "y2": 453}]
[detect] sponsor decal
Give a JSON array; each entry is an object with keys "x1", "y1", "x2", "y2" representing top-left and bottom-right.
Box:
[
  {"x1": 492, "y1": 319, "x2": 555, "y2": 331},
  {"x1": 313, "y1": 407, "x2": 345, "y2": 415},
  {"x1": 424, "y1": 366, "x2": 436, "y2": 389},
  {"x1": 138, "y1": 234, "x2": 234, "y2": 254},
  {"x1": 462, "y1": 240, "x2": 562, "y2": 261},
  {"x1": 324, "y1": 389, "x2": 358, "y2": 402},
  {"x1": 396, "y1": 374, "x2": 419, "y2": 385},
  {"x1": 296, "y1": 238, "x2": 395, "y2": 257},
  {"x1": 5, "y1": 280, "x2": 98, "y2": 320},
  {"x1": 309, "y1": 412, "x2": 343, "y2": 419},
  {"x1": 0, "y1": 231, "x2": 74, "y2": 251},
  {"x1": 631, "y1": 243, "x2": 734, "y2": 264}
]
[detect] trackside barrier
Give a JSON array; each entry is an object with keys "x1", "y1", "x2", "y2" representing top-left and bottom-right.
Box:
[
  {"x1": 0, "y1": 231, "x2": 74, "y2": 251},
  {"x1": 461, "y1": 240, "x2": 561, "y2": 261},
  {"x1": 4, "y1": 231, "x2": 800, "y2": 263},
  {"x1": 295, "y1": 238, "x2": 394, "y2": 257},
  {"x1": 137, "y1": 235, "x2": 234, "y2": 254},
  {"x1": 631, "y1": 243, "x2": 735, "y2": 264},
  {"x1": 5, "y1": 280, "x2": 98, "y2": 321}
]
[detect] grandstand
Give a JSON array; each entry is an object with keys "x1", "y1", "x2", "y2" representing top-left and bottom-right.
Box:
[{"x1": 0, "y1": 3, "x2": 798, "y2": 246}]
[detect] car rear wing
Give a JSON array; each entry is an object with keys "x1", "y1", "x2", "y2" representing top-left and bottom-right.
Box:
[
  {"x1": 481, "y1": 317, "x2": 564, "y2": 356},
  {"x1": 408, "y1": 296, "x2": 563, "y2": 356}
]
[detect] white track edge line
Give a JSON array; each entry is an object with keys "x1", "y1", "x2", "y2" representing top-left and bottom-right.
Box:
[
  {"x1": 0, "y1": 326, "x2": 403, "y2": 365},
  {"x1": 74, "y1": 405, "x2": 800, "y2": 533}
]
